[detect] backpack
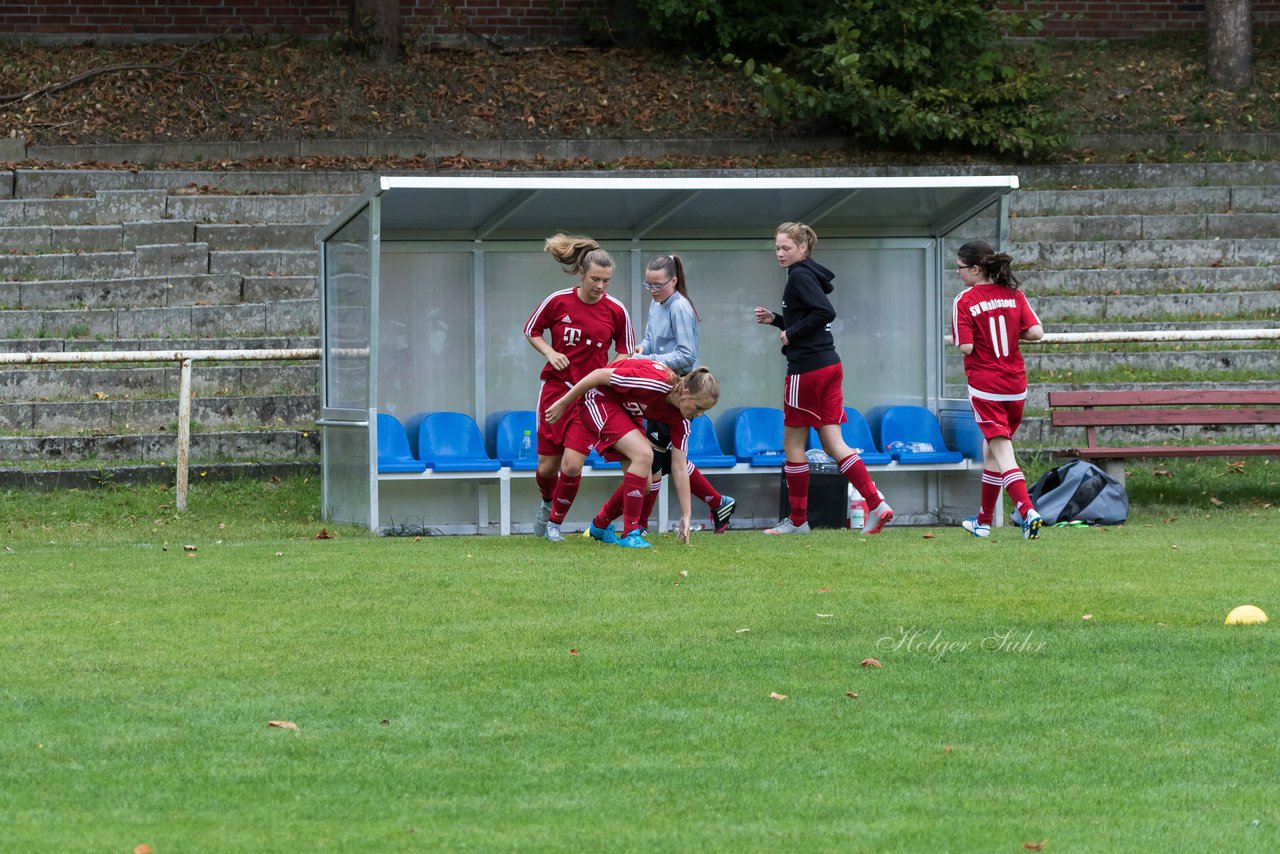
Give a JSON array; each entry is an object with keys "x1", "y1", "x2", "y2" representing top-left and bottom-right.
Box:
[{"x1": 1027, "y1": 460, "x2": 1129, "y2": 526}]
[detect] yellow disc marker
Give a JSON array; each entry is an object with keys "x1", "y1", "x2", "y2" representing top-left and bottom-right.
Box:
[{"x1": 1225, "y1": 605, "x2": 1269, "y2": 625}]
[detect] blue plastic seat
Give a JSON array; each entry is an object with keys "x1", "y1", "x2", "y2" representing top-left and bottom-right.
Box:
[
  {"x1": 406, "y1": 411, "x2": 501, "y2": 472},
  {"x1": 686, "y1": 414, "x2": 736, "y2": 468},
  {"x1": 879, "y1": 406, "x2": 964, "y2": 464},
  {"x1": 488, "y1": 409, "x2": 539, "y2": 471},
  {"x1": 376, "y1": 413, "x2": 428, "y2": 474},
  {"x1": 585, "y1": 446, "x2": 622, "y2": 470},
  {"x1": 730, "y1": 406, "x2": 785, "y2": 466},
  {"x1": 940, "y1": 409, "x2": 986, "y2": 460},
  {"x1": 807, "y1": 407, "x2": 892, "y2": 465}
]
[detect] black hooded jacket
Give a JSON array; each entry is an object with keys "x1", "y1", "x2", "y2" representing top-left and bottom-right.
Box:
[{"x1": 768, "y1": 258, "x2": 841, "y2": 375}]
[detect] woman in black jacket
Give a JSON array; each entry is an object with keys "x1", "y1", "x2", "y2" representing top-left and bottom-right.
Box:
[{"x1": 753, "y1": 221, "x2": 893, "y2": 535}]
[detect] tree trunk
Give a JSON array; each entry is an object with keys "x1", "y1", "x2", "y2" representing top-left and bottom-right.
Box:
[
  {"x1": 351, "y1": 0, "x2": 402, "y2": 65},
  {"x1": 1206, "y1": 0, "x2": 1253, "y2": 90}
]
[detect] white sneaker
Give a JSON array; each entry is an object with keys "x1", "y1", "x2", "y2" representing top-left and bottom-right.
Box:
[
  {"x1": 1022, "y1": 509, "x2": 1043, "y2": 540},
  {"x1": 533, "y1": 500, "x2": 552, "y2": 537},
  {"x1": 961, "y1": 516, "x2": 991, "y2": 538},
  {"x1": 764, "y1": 518, "x2": 811, "y2": 535},
  {"x1": 544, "y1": 522, "x2": 564, "y2": 543},
  {"x1": 862, "y1": 501, "x2": 894, "y2": 535}
]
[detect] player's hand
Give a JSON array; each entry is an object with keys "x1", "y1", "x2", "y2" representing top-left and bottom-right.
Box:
[
  {"x1": 546, "y1": 350, "x2": 570, "y2": 371},
  {"x1": 633, "y1": 345, "x2": 644, "y2": 355},
  {"x1": 780, "y1": 330, "x2": 789, "y2": 346},
  {"x1": 677, "y1": 516, "x2": 691, "y2": 545},
  {"x1": 753, "y1": 306, "x2": 774, "y2": 325},
  {"x1": 545, "y1": 396, "x2": 568, "y2": 424}
]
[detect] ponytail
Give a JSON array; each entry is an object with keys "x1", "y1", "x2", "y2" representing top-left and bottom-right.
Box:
[
  {"x1": 957, "y1": 239, "x2": 1020, "y2": 290},
  {"x1": 545, "y1": 233, "x2": 614, "y2": 276}
]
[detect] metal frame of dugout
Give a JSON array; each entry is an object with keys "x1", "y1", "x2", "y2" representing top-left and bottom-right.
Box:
[{"x1": 315, "y1": 174, "x2": 1019, "y2": 535}]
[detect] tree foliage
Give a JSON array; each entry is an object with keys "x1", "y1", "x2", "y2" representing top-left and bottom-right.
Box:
[{"x1": 637, "y1": 0, "x2": 1069, "y2": 158}]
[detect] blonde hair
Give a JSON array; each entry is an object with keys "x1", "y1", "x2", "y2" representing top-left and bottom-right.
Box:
[
  {"x1": 545, "y1": 233, "x2": 614, "y2": 276},
  {"x1": 673, "y1": 366, "x2": 720, "y2": 409},
  {"x1": 775, "y1": 221, "x2": 817, "y2": 257}
]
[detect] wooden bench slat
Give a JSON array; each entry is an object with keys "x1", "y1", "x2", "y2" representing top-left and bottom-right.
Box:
[
  {"x1": 1048, "y1": 390, "x2": 1280, "y2": 407},
  {"x1": 1055, "y1": 445, "x2": 1280, "y2": 459},
  {"x1": 1052, "y1": 408, "x2": 1280, "y2": 427}
]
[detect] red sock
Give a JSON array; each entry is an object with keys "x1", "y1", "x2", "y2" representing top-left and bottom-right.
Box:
[
  {"x1": 687, "y1": 463, "x2": 722, "y2": 510},
  {"x1": 595, "y1": 483, "x2": 625, "y2": 529},
  {"x1": 784, "y1": 460, "x2": 810, "y2": 526},
  {"x1": 837, "y1": 453, "x2": 882, "y2": 511},
  {"x1": 638, "y1": 479, "x2": 661, "y2": 531},
  {"x1": 1002, "y1": 469, "x2": 1034, "y2": 518},
  {"x1": 535, "y1": 471, "x2": 558, "y2": 503},
  {"x1": 549, "y1": 472, "x2": 581, "y2": 524},
  {"x1": 621, "y1": 472, "x2": 649, "y2": 534},
  {"x1": 978, "y1": 470, "x2": 1002, "y2": 525}
]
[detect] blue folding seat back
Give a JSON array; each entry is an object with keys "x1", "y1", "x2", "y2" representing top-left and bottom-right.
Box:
[
  {"x1": 940, "y1": 409, "x2": 985, "y2": 460},
  {"x1": 585, "y1": 446, "x2": 622, "y2": 469},
  {"x1": 880, "y1": 406, "x2": 964, "y2": 464},
  {"x1": 732, "y1": 407, "x2": 785, "y2": 466},
  {"x1": 410, "y1": 411, "x2": 501, "y2": 472},
  {"x1": 376, "y1": 413, "x2": 427, "y2": 474},
  {"x1": 804, "y1": 408, "x2": 891, "y2": 465},
  {"x1": 686, "y1": 415, "x2": 735, "y2": 468},
  {"x1": 490, "y1": 409, "x2": 539, "y2": 470}
]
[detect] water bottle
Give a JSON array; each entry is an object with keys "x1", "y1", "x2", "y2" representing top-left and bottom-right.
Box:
[
  {"x1": 848, "y1": 492, "x2": 866, "y2": 529},
  {"x1": 519, "y1": 429, "x2": 534, "y2": 461},
  {"x1": 908, "y1": 441, "x2": 935, "y2": 453},
  {"x1": 887, "y1": 440, "x2": 906, "y2": 455}
]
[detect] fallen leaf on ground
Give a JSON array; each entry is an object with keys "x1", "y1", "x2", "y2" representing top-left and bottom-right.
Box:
[
  {"x1": 267, "y1": 720, "x2": 299, "y2": 731},
  {"x1": 735, "y1": 628, "x2": 750, "y2": 633},
  {"x1": 846, "y1": 691, "x2": 858, "y2": 698},
  {"x1": 922, "y1": 533, "x2": 935, "y2": 539},
  {"x1": 678, "y1": 570, "x2": 688, "y2": 577},
  {"x1": 769, "y1": 692, "x2": 787, "y2": 700},
  {"x1": 817, "y1": 587, "x2": 831, "y2": 592},
  {"x1": 1171, "y1": 544, "x2": 1179, "y2": 550},
  {"x1": 315, "y1": 528, "x2": 334, "y2": 539},
  {"x1": 182, "y1": 544, "x2": 197, "y2": 552},
  {"x1": 1209, "y1": 496, "x2": 1224, "y2": 506},
  {"x1": 1082, "y1": 613, "x2": 1094, "y2": 620},
  {"x1": 135, "y1": 845, "x2": 155, "y2": 854},
  {"x1": 569, "y1": 648, "x2": 579, "y2": 656},
  {"x1": 816, "y1": 613, "x2": 833, "y2": 618},
  {"x1": 1025, "y1": 842, "x2": 1046, "y2": 852},
  {"x1": 861, "y1": 658, "x2": 883, "y2": 668}
]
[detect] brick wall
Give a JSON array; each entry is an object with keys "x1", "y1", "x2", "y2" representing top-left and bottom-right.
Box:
[
  {"x1": 1000, "y1": 1, "x2": 1280, "y2": 38},
  {"x1": 0, "y1": 1, "x2": 613, "y2": 42},
  {"x1": 0, "y1": 1, "x2": 1274, "y2": 41}
]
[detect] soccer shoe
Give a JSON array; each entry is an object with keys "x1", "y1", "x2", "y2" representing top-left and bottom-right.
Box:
[
  {"x1": 543, "y1": 522, "x2": 565, "y2": 543},
  {"x1": 961, "y1": 516, "x2": 991, "y2": 538},
  {"x1": 617, "y1": 528, "x2": 653, "y2": 549},
  {"x1": 1022, "y1": 508, "x2": 1043, "y2": 540},
  {"x1": 711, "y1": 494, "x2": 737, "y2": 534},
  {"x1": 764, "y1": 518, "x2": 811, "y2": 535},
  {"x1": 862, "y1": 501, "x2": 894, "y2": 535},
  {"x1": 533, "y1": 500, "x2": 552, "y2": 537},
  {"x1": 588, "y1": 522, "x2": 622, "y2": 545}
]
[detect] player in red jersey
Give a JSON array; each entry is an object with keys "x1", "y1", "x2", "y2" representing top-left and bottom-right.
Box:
[
  {"x1": 545, "y1": 359, "x2": 721, "y2": 548},
  {"x1": 524, "y1": 234, "x2": 635, "y2": 541},
  {"x1": 753, "y1": 222, "x2": 893, "y2": 535},
  {"x1": 950, "y1": 239, "x2": 1045, "y2": 540}
]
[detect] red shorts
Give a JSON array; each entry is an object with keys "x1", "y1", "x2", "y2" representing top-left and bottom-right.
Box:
[
  {"x1": 969, "y1": 394, "x2": 1024, "y2": 441},
  {"x1": 536, "y1": 380, "x2": 578, "y2": 456},
  {"x1": 567, "y1": 391, "x2": 646, "y2": 460},
  {"x1": 783, "y1": 362, "x2": 847, "y2": 428}
]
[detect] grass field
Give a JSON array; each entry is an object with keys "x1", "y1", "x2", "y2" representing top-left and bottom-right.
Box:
[{"x1": 1, "y1": 475, "x2": 1277, "y2": 851}]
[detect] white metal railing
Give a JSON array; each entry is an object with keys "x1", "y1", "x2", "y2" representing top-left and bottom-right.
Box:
[{"x1": 0, "y1": 348, "x2": 321, "y2": 510}]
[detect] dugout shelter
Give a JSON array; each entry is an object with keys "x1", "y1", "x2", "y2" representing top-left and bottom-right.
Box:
[{"x1": 316, "y1": 174, "x2": 1019, "y2": 534}]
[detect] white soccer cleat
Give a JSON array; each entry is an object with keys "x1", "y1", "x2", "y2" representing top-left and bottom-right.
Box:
[
  {"x1": 861, "y1": 501, "x2": 893, "y2": 535},
  {"x1": 533, "y1": 500, "x2": 552, "y2": 537},
  {"x1": 543, "y1": 522, "x2": 565, "y2": 543},
  {"x1": 961, "y1": 516, "x2": 991, "y2": 538},
  {"x1": 764, "y1": 518, "x2": 811, "y2": 535},
  {"x1": 1022, "y1": 508, "x2": 1043, "y2": 540}
]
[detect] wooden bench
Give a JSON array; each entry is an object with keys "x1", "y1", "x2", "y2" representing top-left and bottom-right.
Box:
[{"x1": 1048, "y1": 389, "x2": 1280, "y2": 484}]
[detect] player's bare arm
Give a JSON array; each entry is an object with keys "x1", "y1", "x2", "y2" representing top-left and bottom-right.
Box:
[{"x1": 526, "y1": 335, "x2": 570, "y2": 372}]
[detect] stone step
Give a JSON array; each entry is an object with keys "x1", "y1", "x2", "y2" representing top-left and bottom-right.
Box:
[
  {"x1": 13, "y1": 169, "x2": 373, "y2": 199},
  {"x1": 0, "y1": 393, "x2": 317, "y2": 432},
  {"x1": 0, "y1": 363, "x2": 317, "y2": 401},
  {"x1": 1021, "y1": 347, "x2": 1280, "y2": 375},
  {"x1": 1047, "y1": 320, "x2": 1280, "y2": 334},
  {"x1": 1015, "y1": 414, "x2": 1280, "y2": 449},
  {"x1": 242, "y1": 275, "x2": 318, "y2": 302},
  {"x1": 0, "y1": 189, "x2": 169, "y2": 226},
  {"x1": 0, "y1": 221, "x2": 197, "y2": 252},
  {"x1": 1033, "y1": 290, "x2": 1280, "y2": 322},
  {"x1": 195, "y1": 223, "x2": 318, "y2": 251},
  {"x1": 166, "y1": 194, "x2": 353, "y2": 225},
  {"x1": 209, "y1": 249, "x2": 317, "y2": 277},
  {"x1": 0, "y1": 274, "x2": 243, "y2": 310},
  {"x1": 0, "y1": 429, "x2": 319, "y2": 464},
  {"x1": 1009, "y1": 238, "x2": 1280, "y2": 271},
  {"x1": 942, "y1": 378, "x2": 1280, "y2": 412},
  {"x1": 0, "y1": 298, "x2": 317, "y2": 339},
  {"x1": 0, "y1": 243, "x2": 210, "y2": 282},
  {"x1": 1020, "y1": 265, "x2": 1280, "y2": 296},
  {"x1": 1010, "y1": 212, "x2": 1280, "y2": 243},
  {"x1": 0, "y1": 335, "x2": 317, "y2": 353}
]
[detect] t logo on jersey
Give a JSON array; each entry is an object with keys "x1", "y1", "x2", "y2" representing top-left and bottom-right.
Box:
[{"x1": 562, "y1": 327, "x2": 582, "y2": 346}]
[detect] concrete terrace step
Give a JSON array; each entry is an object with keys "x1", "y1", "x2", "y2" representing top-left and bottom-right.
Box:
[
  {"x1": 12, "y1": 169, "x2": 374, "y2": 198},
  {"x1": 1021, "y1": 347, "x2": 1280, "y2": 375},
  {"x1": 0, "y1": 221, "x2": 196, "y2": 251},
  {"x1": 0, "y1": 189, "x2": 168, "y2": 226},
  {"x1": 0, "y1": 429, "x2": 319, "y2": 464},
  {"x1": 0, "y1": 243, "x2": 209, "y2": 282},
  {"x1": 1015, "y1": 414, "x2": 1280, "y2": 449},
  {"x1": 1020, "y1": 265, "x2": 1280, "y2": 296},
  {"x1": 0, "y1": 298, "x2": 317, "y2": 339},
  {"x1": 0, "y1": 335, "x2": 317, "y2": 353},
  {"x1": 0, "y1": 393, "x2": 317, "y2": 433},
  {"x1": 1047, "y1": 320, "x2": 1280, "y2": 335},
  {"x1": 1010, "y1": 212, "x2": 1280, "y2": 243},
  {"x1": 1033, "y1": 290, "x2": 1280, "y2": 322},
  {"x1": 0, "y1": 363, "x2": 317, "y2": 401},
  {"x1": 944, "y1": 378, "x2": 1280, "y2": 411},
  {"x1": 1009, "y1": 238, "x2": 1280, "y2": 271},
  {"x1": 166, "y1": 194, "x2": 353, "y2": 225},
  {"x1": 196, "y1": 223, "x2": 318, "y2": 251},
  {"x1": 208, "y1": 249, "x2": 317, "y2": 277},
  {"x1": 0, "y1": 274, "x2": 243, "y2": 310}
]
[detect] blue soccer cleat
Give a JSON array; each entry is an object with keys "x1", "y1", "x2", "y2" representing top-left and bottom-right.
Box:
[
  {"x1": 617, "y1": 528, "x2": 653, "y2": 549},
  {"x1": 588, "y1": 522, "x2": 622, "y2": 545}
]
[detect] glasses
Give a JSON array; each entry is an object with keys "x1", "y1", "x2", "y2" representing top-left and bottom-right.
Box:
[
  {"x1": 956, "y1": 263, "x2": 974, "y2": 270},
  {"x1": 645, "y1": 277, "x2": 675, "y2": 291}
]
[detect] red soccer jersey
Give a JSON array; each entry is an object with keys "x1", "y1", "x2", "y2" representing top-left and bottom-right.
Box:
[
  {"x1": 951, "y1": 284, "x2": 1041, "y2": 398},
  {"x1": 524, "y1": 288, "x2": 635, "y2": 384},
  {"x1": 591, "y1": 358, "x2": 691, "y2": 452}
]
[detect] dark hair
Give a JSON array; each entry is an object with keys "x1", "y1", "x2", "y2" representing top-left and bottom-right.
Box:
[
  {"x1": 545, "y1": 233, "x2": 614, "y2": 276},
  {"x1": 646, "y1": 253, "x2": 699, "y2": 320},
  {"x1": 957, "y1": 240, "x2": 1020, "y2": 290}
]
